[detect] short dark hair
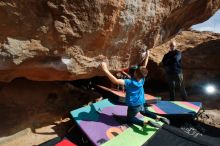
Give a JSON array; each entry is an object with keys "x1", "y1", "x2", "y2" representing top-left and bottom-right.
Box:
[
  {"x1": 135, "y1": 66, "x2": 148, "y2": 79},
  {"x1": 129, "y1": 66, "x2": 138, "y2": 77}
]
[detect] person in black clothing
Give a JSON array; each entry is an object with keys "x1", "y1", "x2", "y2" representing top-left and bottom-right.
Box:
[{"x1": 162, "y1": 41, "x2": 187, "y2": 101}]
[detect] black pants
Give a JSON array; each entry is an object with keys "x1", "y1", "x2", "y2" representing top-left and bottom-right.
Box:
[
  {"x1": 168, "y1": 73, "x2": 187, "y2": 100},
  {"x1": 127, "y1": 105, "x2": 157, "y2": 126}
]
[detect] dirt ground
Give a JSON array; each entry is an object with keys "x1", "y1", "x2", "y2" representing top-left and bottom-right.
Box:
[{"x1": 0, "y1": 78, "x2": 219, "y2": 146}]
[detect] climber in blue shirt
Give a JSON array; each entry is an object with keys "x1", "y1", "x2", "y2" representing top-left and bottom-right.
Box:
[{"x1": 101, "y1": 50, "x2": 169, "y2": 128}]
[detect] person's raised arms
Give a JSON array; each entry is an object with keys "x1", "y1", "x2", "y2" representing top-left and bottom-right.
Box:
[
  {"x1": 100, "y1": 62, "x2": 125, "y2": 86},
  {"x1": 140, "y1": 50, "x2": 150, "y2": 68}
]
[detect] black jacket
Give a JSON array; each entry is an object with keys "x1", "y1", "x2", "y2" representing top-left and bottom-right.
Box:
[{"x1": 162, "y1": 50, "x2": 182, "y2": 74}]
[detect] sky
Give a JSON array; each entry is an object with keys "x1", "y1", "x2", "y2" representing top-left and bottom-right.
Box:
[{"x1": 192, "y1": 10, "x2": 220, "y2": 33}]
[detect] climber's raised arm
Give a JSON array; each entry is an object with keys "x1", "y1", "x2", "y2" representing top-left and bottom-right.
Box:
[
  {"x1": 139, "y1": 50, "x2": 150, "y2": 68},
  {"x1": 100, "y1": 62, "x2": 125, "y2": 86}
]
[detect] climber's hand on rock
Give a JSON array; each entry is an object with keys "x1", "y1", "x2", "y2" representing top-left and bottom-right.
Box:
[
  {"x1": 142, "y1": 50, "x2": 150, "y2": 59},
  {"x1": 97, "y1": 55, "x2": 107, "y2": 61},
  {"x1": 100, "y1": 62, "x2": 108, "y2": 72}
]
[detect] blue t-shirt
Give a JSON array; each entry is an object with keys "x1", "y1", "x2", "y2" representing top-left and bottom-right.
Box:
[{"x1": 124, "y1": 78, "x2": 145, "y2": 107}]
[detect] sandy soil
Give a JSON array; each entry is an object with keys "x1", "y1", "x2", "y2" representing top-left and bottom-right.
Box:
[
  {"x1": 0, "y1": 78, "x2": 102, "y2": 146},
  {"x1": 0, "y1": 78, "x2": 219, "y2": 146}
]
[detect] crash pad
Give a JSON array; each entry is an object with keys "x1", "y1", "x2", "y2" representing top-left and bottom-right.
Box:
[
  {"x1": 96, "y1": 85, "x2": 160, "y2": 104},
  {"x1": 70, "y1": 99, "x2": 162, "y2": 146},
  {"x1": 147, "y1": 101, "x2": 202, "y2": 116}
]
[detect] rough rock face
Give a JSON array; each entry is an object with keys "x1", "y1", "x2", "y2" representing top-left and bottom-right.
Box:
[
  {"x1": 0, "y1": 0, "x2": 220, "y2": 82},
  {"x1": 149, "y1": 30, "x2": 220, "y2": 86}
]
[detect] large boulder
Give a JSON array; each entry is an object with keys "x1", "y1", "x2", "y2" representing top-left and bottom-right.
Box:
[
  {"x1": 0, "y1": 0, "x2": 220, "y2": 82},
  {"x1": 150, "y1": 30, "x2": 220, "y2": 86}
]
